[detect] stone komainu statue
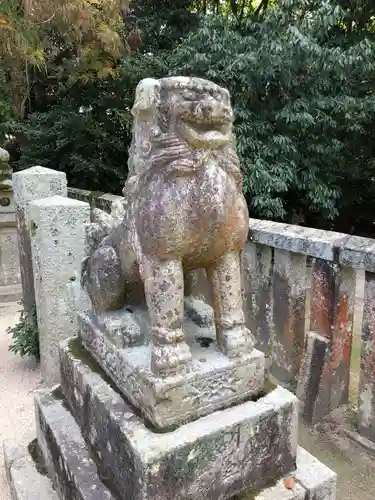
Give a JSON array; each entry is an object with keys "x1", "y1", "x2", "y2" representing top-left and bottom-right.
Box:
[{"x1": 81, "y1": 76, "x2": 255, "y2": 376}]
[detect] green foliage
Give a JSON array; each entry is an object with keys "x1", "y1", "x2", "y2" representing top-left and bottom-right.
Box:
[
  {"x1": 10, "y1": 0, "x2": 375, "y2": 233},
  {"x1": 16, "y1": 54, "x2": 167, "y2": 193},
  {"x1": 0, "y1": 69, "x2": 14, "y2": 146},
  {"x1": 7, "y1": 302, "x2": 40, "y2": 361},
  {"x1": 168, "y1": 0, "x2": 375, "y2": 221}
]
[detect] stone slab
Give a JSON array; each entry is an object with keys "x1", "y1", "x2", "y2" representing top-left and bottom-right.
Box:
[
  {"x1": 59, "y1": 337, "x2": 298, "y2": 500},
  {"x1": 242, "y1": 478, "x2": 306, "y2": 500},
  {"x1": 357, "y1": 270, "x2": 375, "y2": 441},
  {"x1": 296, "y1": 331, "x2": 331, "y2": 424},
  {"x1": 339, "y1": 235, "x2": 375, "y2": 272},
  {"x1": 3, "y1": 435, "x2": 58, "y2": 500},
  {"x1": 241, "y1": 241, "x2": 273, "y2": 355},
  {"x1": 271, "y1": 249, "x2": 306, "y2": 389},
  {"x1": 248, "y1": 219, "x2": 348, "y2": 262},
  {"x1": 35, "y1": 388, "x2": 116, "y2": 500},
  {"x1": 0, "y1": 283, "x2": 22, "y2": 302},
  {"x1": 295, "y1": 447, "x2": 336, "y2": 500},
  {"x1": 78, "y1": 308, "x2": 265, "y2": 429},
  {"x1": 0, "y1": 226, "x2": 21, "y2": 287}
]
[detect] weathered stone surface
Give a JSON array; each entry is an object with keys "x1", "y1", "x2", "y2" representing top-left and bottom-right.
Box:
[
  {"x1": 249, "y1": 219, "x2": 348, "y2": 262},
  {"x1": 78, "y1": 309, "x2": 265, "y2": 429},
  {"x1": 68, "y1": 187, "x2": 123, "y2": 214},
  {"x1": 0, "y1": 148, "x2": 21, "y2": 293},
  {"x1": 12, "y1": 167, "x2": 67, "y2": 324},
  {"x1": 296, "y1": 331, "x2": 331, "y2": 423},
  {"x1": 0, "y1": 283, "x2": 22, "y2": 302},
  {"x1": 81, "y1": 76, "x2": 254, "y2": 377},
  {"x1": 295, "y1": 447, "x2": 337, "y2": 500},
  {"x1": 4, "y1": 435, "x2": 58, "y2": 500},
  {"x1": 0, "y1": 146, "x2": 11, "y2": 191},
  {"x1": 242, "y1": 479, "x2": 306, "y2": 500},
  {"x1": 35, "y1": 389, "x2": 115, "y2": 500},
  {"x1": 60, "y1": 338, "x2": 298, "y2": 500},
  {"x1": 0, "y1": 226, "x2": 20, "y2": 287},
  {"x1": 184, "y1": 296, "x2": 214, "y2": 328},
  {"x1": 271, "y1": 249, "x2": 306, "y2": 388},
  {"x1": 241, "y1": 242, "x2": 273, "y2": 355},
  {"x1": 358, "y1": 271, "x2": 375, "y2": 442},
  {"x1": 339, "y1": 235, "x2": 375, "y2": 272},
  {"x1": 306, "y1": 258, "x2": 356, "y2": 418},
  {"x1": 29, "y1": 195, "x2": 90, "y2": 385}
]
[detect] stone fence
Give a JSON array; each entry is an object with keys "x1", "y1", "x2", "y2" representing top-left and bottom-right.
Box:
[
  {"x1": 8, "y1": 167, "x2": 375, "y2": 447},
  {"x1": 66, "y1": 186, "x2": 375, "y2": 442}
]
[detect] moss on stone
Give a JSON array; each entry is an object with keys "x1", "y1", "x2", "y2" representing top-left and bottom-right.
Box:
[
  {"x1": 28, "y1": 439, "x2": 49, "y2": 477},
  {"x1": 68, "y1": 337, "x2": 277, "y2": 435}
]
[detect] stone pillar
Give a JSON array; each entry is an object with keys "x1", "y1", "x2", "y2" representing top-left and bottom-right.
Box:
[
  {"x1": 12, "y1": 167, "x2": 67, "y2": 323},
  {"x1": 241, "y1": 241, "x2": 273, "y2": 356},
  {"x1": 272, "y1": 249, "x2": 307, "y2": 388},
  {"x1": 0, "y1": 148, "x2": 22, "y2": 301},
  {"x1": 29, "y1": 195, "x2": 90, "y2": 385},
  {"x1": 297, "y1": 258, "x2": 355, "y2": 423},
  {"x1": 358, "y1": 271, "x2": 375, "y2": 441}
]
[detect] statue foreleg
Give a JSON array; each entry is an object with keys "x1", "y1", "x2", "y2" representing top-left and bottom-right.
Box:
[{"x1": 142, "y1": 255, "x2": 192, "y2": 376}]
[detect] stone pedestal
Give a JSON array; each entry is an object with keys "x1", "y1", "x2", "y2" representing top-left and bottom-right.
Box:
[
  {"x1": 4, "y1": 334, "x2": 336, "y2": 500},
  {"x1": 79, "y1": 302, "x2": 265, "y2": 429}
]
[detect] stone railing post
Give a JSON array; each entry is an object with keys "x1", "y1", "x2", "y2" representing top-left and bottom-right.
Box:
[
  {"x1": 0, "y1": 148, "x2": 22, "y2": 301},
  {"x1": 357, "y1": 270, "x2": 375, "y2": 441},
  {"x1": 339, "y1": 236, "x2": 375, "y2": 442},
  {"x1": 12, "y1": 167, "x2": 67, "y2": 324},
  {"x1": 29, "y1": 195, "x2": 90, "y2": 385},
  {"x1": 272, "y1": 249, "x2": 307, "y2": 388},
  {"x1": 241, "y1": 241, "x2": 273, "y2": 356},
  {"x1": 298, "y1": 257, "x2": 356, "y2": 422}
]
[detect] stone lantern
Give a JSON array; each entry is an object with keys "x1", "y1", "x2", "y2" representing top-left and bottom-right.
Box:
[{"x1": 0, "y1": 147, "x2": 21, "y2": 301}]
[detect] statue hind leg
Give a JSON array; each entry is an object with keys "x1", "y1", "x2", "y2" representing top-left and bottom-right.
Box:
[
  {"x1": 207, "y1": 251, "x2": 255, "y2": 357},
  {"x1": 81, "y1": 245, "x2": 126, "y2": 315}
]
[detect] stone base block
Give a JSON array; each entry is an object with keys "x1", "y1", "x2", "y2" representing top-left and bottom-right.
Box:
[
  {"x1": 78, "y1": 304, "x2": 265, "y2": 430},
  {"x1": 35, "y1": 388, "x2": 115, "y2": 500},
  {"x1": 59, "y1": 337, "x2": 297, "y2": 499},
  {"x1": 3, "y1": 434, "x2": 58, "y2": 500},
  {"x1": 295, "y1": 447, "x2": 336, "y2": 500},
  {"x1": 4, "y1": 437, "x2": 336, "y2": 500}
]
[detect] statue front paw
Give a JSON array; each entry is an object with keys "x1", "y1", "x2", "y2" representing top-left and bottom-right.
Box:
[
  {"x1": 151, "y1": 340, "x2": 192, "y2": 377},
  {"x1": 220, "y1": 326, "x2": 255, "y2": 358}
]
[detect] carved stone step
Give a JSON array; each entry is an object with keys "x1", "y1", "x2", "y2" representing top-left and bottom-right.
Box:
[
  {"x1": 9, "y1": 388, "x2": 335, "y2": 500},
  {"x1": 3, "y1": 433, "x2": 58, "y2": 500},
  {"x1": 35, "y1": 389, "x2": 116, "y2": 500},
  {"x1": 59, "y1": 337, "x2": 298, "y2": 500}
]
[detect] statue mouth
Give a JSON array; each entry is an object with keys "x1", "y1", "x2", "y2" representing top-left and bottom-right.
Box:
[{"x1": 179, "y1": 112, "x2": 233, "y2": 148}]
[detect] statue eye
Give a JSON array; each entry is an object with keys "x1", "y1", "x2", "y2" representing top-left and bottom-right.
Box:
[{"x1": 183, "y1": 91, "x2": 197, "y2": 101}]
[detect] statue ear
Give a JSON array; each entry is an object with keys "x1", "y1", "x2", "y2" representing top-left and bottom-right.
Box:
[{"x1": 131, "y1": 78, "x2": 160, "y2": 119}]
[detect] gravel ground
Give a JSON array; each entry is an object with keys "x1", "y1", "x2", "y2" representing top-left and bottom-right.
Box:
[{"x1": 0, "y1": 301, "x2": 42, "y2": 500}]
